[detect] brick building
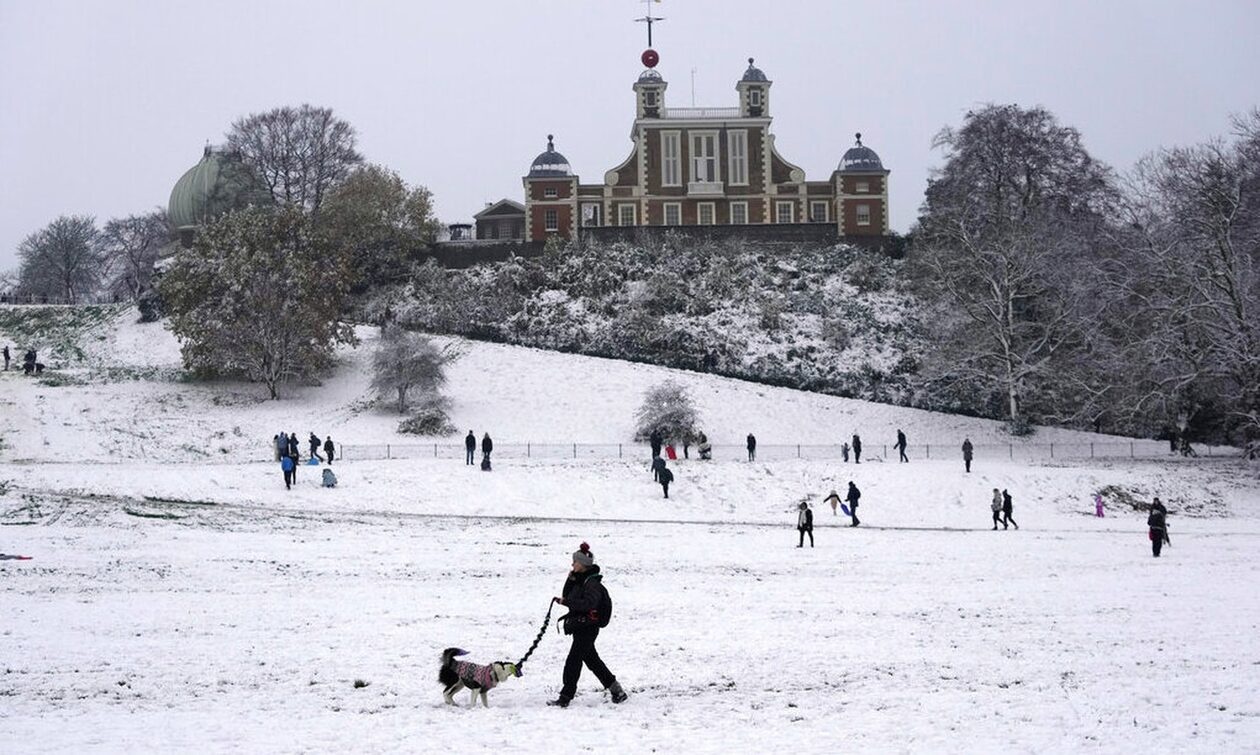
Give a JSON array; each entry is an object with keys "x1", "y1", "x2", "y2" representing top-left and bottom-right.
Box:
[{"x1": 523, "y1": 58, "x2": 889, "y2": 243}]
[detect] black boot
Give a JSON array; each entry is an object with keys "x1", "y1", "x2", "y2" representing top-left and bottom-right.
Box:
[
  {"x1": 609, "y1": 682, "x2": 628, "y2": 704},
  {"x1": 547, "y1": 696, "x2": 570, "y2": 708}
]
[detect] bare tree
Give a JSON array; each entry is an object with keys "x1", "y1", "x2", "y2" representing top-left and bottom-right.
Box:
[
  {"x1": 16, "y1": 215, "x2": 103, "y2": 303},
  {"x1": 226, "y1": 104, "x2": 362, "y2": 214},
  {"x1": 370, "y1": 327, "x2": 459, "y2": 413},
  {"x1": 100, "y1": 209, "x2": 171, "y2": 301}
]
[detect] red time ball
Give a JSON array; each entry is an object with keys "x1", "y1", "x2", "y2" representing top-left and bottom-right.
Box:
[{"x1": 641, "y1": 49, "x2": 659, "y2": 68}]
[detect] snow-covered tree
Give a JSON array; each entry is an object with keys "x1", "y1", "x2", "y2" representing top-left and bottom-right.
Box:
[
  {"x1": 159, "y1": 206, "x2": 355, "y2": 399},
  {"x1": 370, "y1": 326, "x2": 458, "y2": 413},
  {"x1": 634, "y1": 379, "x2": 701, "y2": 443},
  {"x1": 100, "y1": 209, "x2": 171, "y2": 302},
  {"x1": 16, "y1": 215, "x2": 103, "y2": 303}
]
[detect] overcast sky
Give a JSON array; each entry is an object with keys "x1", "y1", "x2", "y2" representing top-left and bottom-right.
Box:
[{"x1": 2, "y1": 0, "x2": 1258, "y2": 273}]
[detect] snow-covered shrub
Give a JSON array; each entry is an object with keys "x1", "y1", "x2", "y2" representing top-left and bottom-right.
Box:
[
  {"x1": 634, "y1": 379, "x2": 701, "y2": 443},
  {"x1": 371, "y1": 327, "x2": 459, "y2": 413},
  {"x1": 397, "y1": 393, "x2": 456, "y2": 436}
]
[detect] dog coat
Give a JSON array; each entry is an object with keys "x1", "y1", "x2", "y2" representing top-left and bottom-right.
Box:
[{"x1": 451, "y1": 659, "x2": 500, "y2": 690}]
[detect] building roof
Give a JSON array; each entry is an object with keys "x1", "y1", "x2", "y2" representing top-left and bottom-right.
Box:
[
  {"x1": 168, "y1": 145, "x2": 270, "y2": 230},
  {"x1": 740, "y1": 57, "x2": 768, "y2": 83},
  {"x1": 527, "y1": 135, "x2": 573, "y2": 177},
  {"x1": 839, "y1": 133, "x2": 885, "y2": 173},
  {"x1": 637, "y1": 69, "x2": 664, "y2": 84},
  {"x1": 474, "y1": 199, "x2": 526, "y2": 219}
]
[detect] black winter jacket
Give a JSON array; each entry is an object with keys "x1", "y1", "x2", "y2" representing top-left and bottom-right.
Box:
[
  {"x1": 561, "y1": 567, "x2": 608, "y2": 631},
  {"x1": 846, "y1": 484, "x2": 861, "y2": 504}
]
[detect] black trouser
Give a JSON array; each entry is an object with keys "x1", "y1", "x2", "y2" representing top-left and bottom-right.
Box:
[
  {"x1": 993, "y1": 510, "x2": 1002, "y2": 529},
  {"x1": 466, "y1": 448, "x2": 474, "y2": 465},
  {"x1": 965, "y1": 458, "x2": 971, "y2": 472},
  {"x1": 849, "y1": 502, "x2": 860, "y2": 526},
  {"x1": 283, "y1": 470, "x2": 293, "y2": 489},
  {"x1": 560, "y1": 628, "x2": 616, "y2": 700},
  {"x1": 661, "y1": 481, "x2": 669, "y2": 498},
  {"x1": 748, "y1": 449, "x2": 755, "y2": 461},
  {"x1": 1003, "y1": 511, "x2": 1017, "y2": 529},
  {"x1": 854, "y1": 449, "x2": 861, "y2": 463},
  {"x1": 798, "y1": 528, "x2": 813, "y2": 547},
  {"x1": 1152, "y1": 528, "x2": 1164, "y2": 557},
  {"x1": 899, "y1": 447, "x2": 908, "y2": 462}
]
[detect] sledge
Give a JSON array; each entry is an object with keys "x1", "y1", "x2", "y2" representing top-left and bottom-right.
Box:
[
  {"x1": 481, "y1": 457, "x2": 492, "y2": 472},
  {"x1": 0, "y1": 554, "x2": 33, "y2": 560},
  {"x1": 306, "y1": 457, "x2": 321, "y2": 466},
  {"x1": 840, "y1": 504, "x2": 852, "y2": 517},
  {"x1": 665, "y1": 445, "x2": 677, "y2": 460}
]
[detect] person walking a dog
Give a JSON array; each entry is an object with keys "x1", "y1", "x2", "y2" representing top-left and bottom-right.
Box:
[
  {"x1": 796, "y1": 501, "x2": 814, "y2": 547},
  {"x1": 548, "y1": 543, "x2": 627, "y2": 707}
]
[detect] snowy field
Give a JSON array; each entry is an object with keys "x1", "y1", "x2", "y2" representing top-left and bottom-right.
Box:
[{"x1": 3, "y1": 307, "x2": 1260, "y2": 752}]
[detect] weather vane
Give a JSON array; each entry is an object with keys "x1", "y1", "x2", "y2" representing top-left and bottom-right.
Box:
[{"x1": 635, "y1": 0, "x2": 664, "y2": 68}]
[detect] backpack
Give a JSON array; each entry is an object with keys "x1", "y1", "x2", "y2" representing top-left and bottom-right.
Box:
[{"x1": 596, "y1": 584, "x2": 613, "y2": 628}]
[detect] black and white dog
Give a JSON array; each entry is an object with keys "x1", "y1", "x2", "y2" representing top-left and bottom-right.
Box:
[{"x1": 439, "y1": 647, "x2": 518, "y2": 707}]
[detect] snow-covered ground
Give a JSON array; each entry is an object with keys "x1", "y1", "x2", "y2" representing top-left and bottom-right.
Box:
[{"x1": 2, "y1": 307, "x2": 1259, "y2": 752}]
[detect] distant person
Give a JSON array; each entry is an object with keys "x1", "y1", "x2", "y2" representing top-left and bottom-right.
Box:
[
  {"x1": 1148, "y1": 497, "x2": 1169, "y2": 557},
  {"x1": 683, "y1": 440, "x2": 690, "y2": 459},
  {"x1": 281, "y1": 454, "x2": 295, "y2": 490},
  {"x1": 823, "y1": 489, "x2": 842, "y2": 516},
  {"x1": 465, "y1": 431, "x2": 476, "y2": 465},
  {"x1": 323, "y1": 436, "x2": 336, "y2": 465},
  {"x1": 895, "y1": 429, "x2": 908, "y2": 463},
  {"x1": 2, "y1": 345, "x2": 9, "y2": 371},
  {"x1": 651, "y1": 455, "x2": 666, "y2": 481},
  {"x1": 991, "y1": 489, "x2": 1003, "y2": 530},
  {"x1": 746, "y1": 433, "x2": 757, "y2": 462},
  {"x1": 481, "y1": 432, "x2": 493, "y2": 463},
  {"x1": 1002, "y1": 489, "x2": 1018, "y2": 530},
  {"x1": 852, "y1": 434, "x2": 862, "y2": 464},
  {"x1": 697, "y1": 432, "x2": 712, "y2": 461},
  {"x1": 273, "y1": 434, "x2": 282, "y2": 462},
  {"x1": 287, "y1": 432, "x2": 300, "y2": 460},
  {"x1": 309, "y1": 432, "x2": 324, "y2": 462},
  {"x1": 796, "y1": 501, "x2": 814, "y2": 547},
  {"x1": 277, "y1": 432, "x2": 288, "y2": 462},
  {"x1": 649, "y1": 429, "x2": 663, "y2": 459},
  {"x1": 845, "y1": 482, "x2": 861, "y2": 527},
  {"x1": 659, "y1": 463, "x2": 674, "y2": 498},
  {"x1": 322, "y1": 468, "x2": 337, "y2": 488},
  {"x1": 842, "y1": 442, "x2": 850, "y2": 463},
  {"x1": 962, "y1": 437, "x2": 974, "y2": 473},
  {"x1": 1094, "y1": 493, "x2": 1105, "y2": 518}
]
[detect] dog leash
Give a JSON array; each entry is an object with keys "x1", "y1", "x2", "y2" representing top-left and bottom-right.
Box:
[{"x1": 514, "y1": 600, "x2": 555, "y2": 675}]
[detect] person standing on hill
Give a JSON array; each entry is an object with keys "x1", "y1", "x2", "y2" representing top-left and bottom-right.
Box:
[
  {"x1": 746, "y1": 433, "x2": 757, "y2": 461},
  {"x1": 846, "y1": 482, "x2": 861, "y2": 526},
  {"x1": 649, "y1": 429, "x2": 663, "y2": 459},
  {"x1": 796, "y1": 501, "x2": 814, "y2": 547},
  {"x1": 1002, "y1": 489, "x2": 1018, "y2": 530},
  {"x1": 852, "y1": 434, "x2": 862, "y2": 464},
  {"x1": 1094, "y1": 493, "x2": 1105, "y2": 518},
  {"x1": 273, "y1": 434, "x2": 282, "y2": 462},
  {"x1": 991, "y1": 489, "x2": 1003, "y2": 530},
  {"x1": 2, "y1": 345, "x2": 9, "y2": 371},
  {"x1": 481, "y1": 432, "x2": 493, "y2": 463},
  {"x1": 658, "y1": 463, "x2": 674, "y2": 498},
  {"x1": 465, "y1": 430, "x2": 476, "y2": 465},
  {"x1": 651, "y1": 455, "x2": 666, "y2": 481},
  {"x1": 962, "y1": 438, "x2": 974, "y2": 473},
  {"x1": 281, "y1": 454, "x2": 295, "y2": 490},
  {"x1": 895, "y1": 429, "x2": 909, "y2": 463},
  {"x1": 287, "y1": 432, "x2": 300, "y2": 460},
  {"x1": 823, "y1": 489, "x2": 842, "y2": 516},
  {"x1": 323, "y1": 436, "x2": 336, "y2": 465},
  {"x1": 842, "y1": 442, "x2": 850, "y2": 463},
  {"x1": 1148, "y1": 497, "x2": 1169, "y2": 557},
  {"x1": 309, "y1": 432, "x2": 324, "y2": 462}
]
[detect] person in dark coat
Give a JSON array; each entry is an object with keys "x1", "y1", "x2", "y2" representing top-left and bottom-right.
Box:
[
  {"x1": 895, "y1": 429, "x2": 908, "y2": 463},
  {"x1": 962, "y1": 438, "x2": 974, "y2": 473},
  {"x1": 481, "y1": 433, "x2": 493, "y2": 462},
  {"x1": 1001, "y1": 489, "x2": 1018, "y2": 530},
  {"x1": 649, "y1": 429, "x2": 663, "y2": 459},
  {"x1": 2, "y1": 345, "x2": 9, "y2": 371},
  {"x1": 845, "y1": 482, "x2": 861, "y2": 526},
  {"x1": 796, "y1": 501, "x2": 814, "y2": 547},
  {"x1": 273, "y1": 434, "x2": 282, "y2": 462},
  {"x1": 281, "y1": 454, "x2": 295, "y2": 490},
  {"x1": 465, "y1": 431, "x2": 476, "y2": 465},
  {"x1": 852, "y1": 434, "x2": 862, "y2": 464},
  {"x1": 287, "y1": 432, "x2": 300, "y2": 460},
  {"x1": 548, "y1": 543, "x2": 626, "y2": 707},
  {"x1": 651, "y1": 455, "x2": 666, "y2": 481},
  {"x1": 309, "y1": 432, "x2": 324, "y2": 462},
  {"x1": 842, "y1": 442, "x2": 850, "y2": 462},
  {"x1": 659, "y1": 464, "x2": 674, "y2": 498},
  {"x1": 746, "y1": 433, "x2": 757, "y2": 462},
  {"x1": 1148, "y1": 497, "x2": 1169, "y2": 557},
  {"x1": 323, "y1": 436, "x2": 336, "y2": 465}
]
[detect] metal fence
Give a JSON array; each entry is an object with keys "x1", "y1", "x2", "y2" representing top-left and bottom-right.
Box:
[{"x1": 329, "y1": 439, "x2": 1241, "y2": 464}]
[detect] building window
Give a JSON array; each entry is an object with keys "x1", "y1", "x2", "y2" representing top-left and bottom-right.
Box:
[
  {"x1": 488, "y1": 223, "x2": 499, "y2": 240},
  {"x1": 645, "y1": 91, "x2": 657, "y2": 108},
  {"x1": 582, "y1": 203, "x2": 602, "y2": 227},
  {"x1": 698, "y1": 202, "x2": 715, "y2": 225},
  {"x1": 513, "y1": 222, "x2": 524, "y2": 239},
  {"x1": 691, "y1": 132, "x2": 719, "y2": 183},
  {"x1": 618, "y1": 204, "x2": 637, "y2": 227},
  {"x1": 730, "y1": 201, "x2": 748, "y2": 225},
  {"x1": 728, "y1": 130, "x2": 748, "y2": 185},
  {"x1": 544, "y1": 209, "x2": 559, "y2": 232},
  {"x1": 663, "y1": 202, "x2": 681, "y2": 226},
  {"x1": 544, "y1": 187, "x2": 558, "y2": 199},
  {"x1": 662, "y1": 131, "x2": 681, "y2": 187},
  {"x1": 810, "y1": 201, "x2": 829, "y2": 223},
  {"x1": 775, "y1": 201, "x2": 794, "y2": 224},
  {"x1": 856, "y1": 204, "x2": 871, "y2": 226},
  {"x1": 749, "y1": 89, "x2": 762, "y2": 108},
  {"x1": 856, "y1": 181, "x2": 869, "y2": 193}
]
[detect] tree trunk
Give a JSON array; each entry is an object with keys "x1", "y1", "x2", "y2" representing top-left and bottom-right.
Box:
[{"x1": 397, "y1": 386, "x2": 408, "y2": 413}]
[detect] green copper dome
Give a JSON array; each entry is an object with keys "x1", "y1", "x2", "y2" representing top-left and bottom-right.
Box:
[{"x1": 168, "y1": 146, "x2": 270, "y2": 231}]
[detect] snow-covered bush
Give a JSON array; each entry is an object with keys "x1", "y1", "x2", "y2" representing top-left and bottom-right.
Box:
[
  {"x1": 370, "y1": 327, "x2": 459, "y2": 413},
  {"x1": 397, "y1": 393, "x2": 456, "y2": 436},
  {"x1": 634, "y1": 379, "x2": 701, "y2": 443}
]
